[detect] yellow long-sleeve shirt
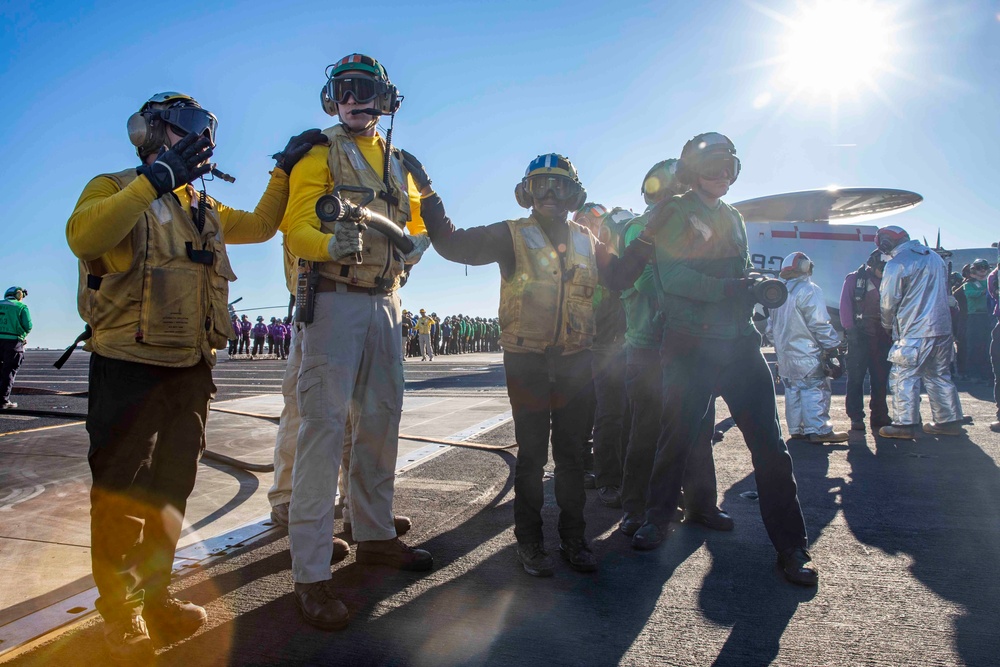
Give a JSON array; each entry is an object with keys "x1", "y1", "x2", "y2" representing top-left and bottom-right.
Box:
[
  {"x1": 67, "y1": 169, "x2": 289, "y2": 270},
  {"x1": 284, "y1": 133, "x2": 426, "y2": 263}
]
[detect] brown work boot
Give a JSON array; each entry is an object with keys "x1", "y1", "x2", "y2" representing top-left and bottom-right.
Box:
[
  {"x1": 807, "y1": 431, "x2": 849, "y2": 444},
  {"x1": 331, "y1": 536, "x2": 350, "y2": 563},
  {"x1": 142, "y1": 596, "x2": 207, "y2": 643},
  {"x1": 104, "y1": 614, "x2": 153, "y2": 663},
  {"x1": 293, "y1": 580, "x2": 349, "y2": 631},
  {"x1": 922, "y1": 422, "x2": 964, "y2": 436},
  {"x1": 356, "y1": 538, "x2": 433, "y2": 571},
  {"x1": 269, "y1": 502, "x2": 289, "y2": 527},
  {"x1": 879, "y1": 424, "x2": 916, "y2": 440},
  {"x1": 343, "y1": 515, "x2": 412, "y2": 542}
]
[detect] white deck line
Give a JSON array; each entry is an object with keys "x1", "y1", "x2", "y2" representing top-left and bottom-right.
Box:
[{"x1": 0, "y1": 409, "x2": 512, "y2": 658}]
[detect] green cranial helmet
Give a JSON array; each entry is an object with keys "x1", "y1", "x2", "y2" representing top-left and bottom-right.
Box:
[
  {"x1": 676, "y1": 132, "x2": 741, "y2": 186},
  {"x1": 641, "y1": 158, "x2": 685, "y2": 206},
  {"x1": 321, "y1": 53, "x2": 400, "y2": 117}
]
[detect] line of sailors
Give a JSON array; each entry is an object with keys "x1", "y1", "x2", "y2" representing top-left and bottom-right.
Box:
[
  {"x1": 227, "y1": 313, "x2": 292, "y2": 359},
  {"x1": 401, "y1": 310, "x2": 501, "y2": 359}
]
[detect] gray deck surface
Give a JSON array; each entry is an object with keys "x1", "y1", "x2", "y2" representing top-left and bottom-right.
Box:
[{"x1": 1, "y1": 350, "x2": 998, "y2": 666}]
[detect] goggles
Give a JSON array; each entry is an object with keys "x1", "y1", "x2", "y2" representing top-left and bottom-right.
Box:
[
  {"x1": 606, "y1": 209, "x2": 635, "y2": 225},
  {"x1": 328, "y1": 74, "x2": 384, "y2": 105},
  {"x1": 157, "y1": 106, "x2": 218, "y2": 144},
  {"x1": 695, "y1": 155, "x2": 741, "y2": 182},
  {"x1": 574, "y1": 203, "x2": 607, "y2": 228},
  {"x1": 525, "y1": 174, "x2": 581, "y2": 202}
]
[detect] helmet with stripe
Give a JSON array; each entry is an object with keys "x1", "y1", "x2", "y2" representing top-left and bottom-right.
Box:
[
  {"x1": 779, "y1": 251, "x2": 814, "y2": 279},
  {"x1": 321, "y1": 53, "x2": 400, "y2": 116},
  {"x1": 515, "y1": 153, "x2": 587, "y2": 210},
  {"x1": 875, "y1": 225, "x2": 910, "y2": 255}
]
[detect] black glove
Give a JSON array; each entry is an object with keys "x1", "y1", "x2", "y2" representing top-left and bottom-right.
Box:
[
  {"x1": 643, "y1": 198, "x2": 674, "y2": 235},
  {"x1": 399, "y1": 149, "x2": 432, "y2": 191},
  {"x1": 273, "y1": 129, "x2": 329, "y2": 174},
  {"x1": 722, "y1": 278, "x2": 755, "y2": 299},
  {"x1": 137, "y1": 133, "x2": 214, "y2": 197}
]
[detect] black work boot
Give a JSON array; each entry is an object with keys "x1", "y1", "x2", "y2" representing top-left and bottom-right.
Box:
[
  {"x1": 516, "y1": 542, "x2": 554, "y2": 577},
  {"x1": 103, "y1": 614, "x2": 153, "y2": 663},
  {"x1": 356, "y1": 538, "x2": 432, "y2": 571},
  {"x1": 777, "y1": 547, "x2": 819, "y2": 586},
  {"x1": 294, "y1": 580, "x2": 350, "y2": 630},
  {"x1": 559, "y1": 538, "x2": 598, "y2": 573},
  {"x1": 684, "y1": 507, "x2": 735, "y2": 532},
  {"x1": 632, "y1": 522, "x2": 666, "y2": 551},
  {"x1": 142, "y1": 596, "x2": 207, "y2": 642},
  {"x1": 619, "y1": 512, "x2": 644, "y2": 536},
  {"x1": 597, "y1": 486, "x2": 622, "y2": 508}
]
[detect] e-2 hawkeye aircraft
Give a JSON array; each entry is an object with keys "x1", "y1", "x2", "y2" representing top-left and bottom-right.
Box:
[{"x1": 733, "y1": 187, "x2": 923, "y2": 325}]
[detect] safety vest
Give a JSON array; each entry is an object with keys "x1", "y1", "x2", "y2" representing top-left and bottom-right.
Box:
[
  {"x1": 76, "y1": 169, "x2": 237, "y2": 368},
  {"x1": 315, "y1": 124, "x2": 412, "y2": 292},
  {"x1": 499, "y1": 217, "x2": 598, "y2": 355}
]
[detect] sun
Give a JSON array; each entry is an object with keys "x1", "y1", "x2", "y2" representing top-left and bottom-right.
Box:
[{"x1": 776, "y1": 0, "x2": 899, "y2": 99}]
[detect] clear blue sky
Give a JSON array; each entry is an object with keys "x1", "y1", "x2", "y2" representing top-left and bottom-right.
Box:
[{"x1": 2, "y1": 0, "x2": 998, "y2": 348}]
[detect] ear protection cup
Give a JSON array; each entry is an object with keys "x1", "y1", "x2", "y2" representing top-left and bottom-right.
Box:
[
  {"x1": 674, "y1": 158, "x2": 696, "y2": 185},
  {"x1": 514, "y1": 180, "x2": 533, "y2": 209},
  {"x1": 127, "y1": 112, "x2": 149, "y2": 147},
  {"x1": 321, "y1": 84, "x2": 339, "y2": 117},
  {"x1": 127, "y1": 111, "x2": 167, "y2": 158},
  {"x1": 571, "y1": 186, "x2": 587, "y2": 212}
]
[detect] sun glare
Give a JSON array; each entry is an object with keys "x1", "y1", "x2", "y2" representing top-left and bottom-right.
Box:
[{"x1": 778, "y1": 0, "x2": 897, "y2": 98}]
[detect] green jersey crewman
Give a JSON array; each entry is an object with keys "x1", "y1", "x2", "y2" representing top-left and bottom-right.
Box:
[
  {"x1": 633, "y1": 133, "x2": 817, "y2": 587},
  {"x1": 0, "y1": 286, "x2": 32, "y2": 409}
]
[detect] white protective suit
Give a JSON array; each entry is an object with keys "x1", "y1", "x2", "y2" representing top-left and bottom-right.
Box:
[
  {"x1": 880, "y1": 239, "x2": 963, "y2": 426},
  {"x1": 768, "y1": 276, "x2": 842, "y2": 436}
]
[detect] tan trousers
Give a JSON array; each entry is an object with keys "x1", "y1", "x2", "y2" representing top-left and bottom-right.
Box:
[
  {"x1": 268, "y1": 323, "x2": 353, "y2": 519},
  {"x1": 288, "y1": 289, "x2": 404, "y2": 583}
]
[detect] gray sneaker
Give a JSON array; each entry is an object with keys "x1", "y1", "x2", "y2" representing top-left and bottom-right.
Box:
[
  {"x1": 1, "y1": 401, "x2": 16, "y2": 409},
  {"x1": 516, "y1": 542, "x2": 554, "y2": 577}
]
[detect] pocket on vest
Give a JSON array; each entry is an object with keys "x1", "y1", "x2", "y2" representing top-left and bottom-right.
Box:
[{"x1": 139, "y1": 266, "x2": 203, "y2": 347}]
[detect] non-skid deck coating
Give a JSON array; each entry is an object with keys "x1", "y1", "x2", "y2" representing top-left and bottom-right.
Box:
[{"x1": 1, "y1": 351, "x2": 999, "y2": 666}]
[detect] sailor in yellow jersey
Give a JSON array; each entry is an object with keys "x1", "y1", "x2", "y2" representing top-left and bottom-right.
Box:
[
  {"x1": 282, "y1": 54, "x2": 432, "y2": 631},
  {"x1": 65, "y1": 91, "x2": 324, "y2": 662},
  {"x1": 416, "y1": 308, "x2": 435, "y2": 360}
]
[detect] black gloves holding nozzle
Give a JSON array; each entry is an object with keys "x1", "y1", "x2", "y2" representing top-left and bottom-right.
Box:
[
  {"x1": 399, "y1": 149, "x2": 432, "y2": 191},
  {"x1": 273, "y1": 129, "x2": 330, "y2": 175},
  {"x1": 137, "y1": 132, "x2": 214, "y2": 197},
  {"x1": 723, "y1": 274, "x2": 788, "y2": 308}
]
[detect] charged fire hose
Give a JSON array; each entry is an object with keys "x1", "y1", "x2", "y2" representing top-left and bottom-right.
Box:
[{"x1": 5, "y1": 393, "x2": 514, "y2": 471}]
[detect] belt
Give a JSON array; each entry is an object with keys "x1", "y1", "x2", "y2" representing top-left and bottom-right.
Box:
[{"x1": 314, "y1": 276, "x2": 391, "y2": 295}]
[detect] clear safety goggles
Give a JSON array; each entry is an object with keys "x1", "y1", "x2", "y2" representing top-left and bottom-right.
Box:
[
  {"x1": 328, "y1": 75, "x2": 384, "y2": 104},
  {"x1": 157, "y1": 106, "x2": 218, "y2": 144},
  {"x1": 696, "y1": 155, "x2": 741, "y2": 182},
  {"x1": 525, "y1": 174, "x2": 581, "y2": 201}
]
